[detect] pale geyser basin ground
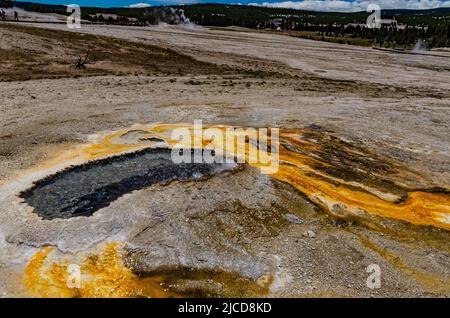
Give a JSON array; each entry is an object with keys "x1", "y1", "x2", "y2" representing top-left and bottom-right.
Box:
[{"x1": 0, "y1": 23, "x2": 449, "y2": 297}]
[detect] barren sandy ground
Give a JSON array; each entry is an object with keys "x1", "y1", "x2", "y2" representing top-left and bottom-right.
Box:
[
  {"x1": 28, "y1": 23, "x2": 450, "y2": 89},
  {"x1": 0, "y1": 22, "x2": 449, "y2": 297}
]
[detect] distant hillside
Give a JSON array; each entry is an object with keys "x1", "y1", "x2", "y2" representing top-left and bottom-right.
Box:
[{"x1": 3, "y1": 2, "x2": 450, "y2": 26}]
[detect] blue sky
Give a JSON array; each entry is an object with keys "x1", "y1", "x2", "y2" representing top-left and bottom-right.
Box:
[{"x1": 25, "y1": 0, "x2": 450, "y2": 11}]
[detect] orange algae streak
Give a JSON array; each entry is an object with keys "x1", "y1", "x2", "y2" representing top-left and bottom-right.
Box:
[
  {"x1": 269, "y1": 132, "x2": 450, "y2": 230},
  {"x1": 23, "y1": 246, "x2": 73, "y2": 298},
  {"x1": 23, "y1": 243, "x2": 179, "y2": 298},
  {"x1": 274, "y1": 165, "x2": 450, "y2": 230},
  {"x1": 82, "y1": 130, "x2": 148, "y2": 159}
]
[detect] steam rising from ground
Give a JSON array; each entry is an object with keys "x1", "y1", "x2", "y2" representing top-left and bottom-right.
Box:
[
  {"x1": 413, "y1": 39, "x2": 428, "y2": 52},
  {"x1": 146, "y1": 7, "x2": 191, "y2": 25}
]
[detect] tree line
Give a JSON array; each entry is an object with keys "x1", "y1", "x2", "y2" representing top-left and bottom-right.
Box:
[
  {"x1": 181, "y1": 4, "x2": 450, "y2": 48},
  {"x1": 2, "y1": 2, "x2": 449, "y2": 48}
]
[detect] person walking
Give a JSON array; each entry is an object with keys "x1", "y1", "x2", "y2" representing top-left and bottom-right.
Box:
[{"x1": 14, "y1": 10, "x2": 18, "y2": 22}]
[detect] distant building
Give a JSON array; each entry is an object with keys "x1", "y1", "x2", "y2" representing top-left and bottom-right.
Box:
[
  {"x1": 379, "y1": 17, "x2": 401, "y2": 29},
  {"x1": 345, "y1": 23, "x2": 366, "y2": 28},
  {"x1": 345, "y1": 17, "x2": 406, "y2": 30}
]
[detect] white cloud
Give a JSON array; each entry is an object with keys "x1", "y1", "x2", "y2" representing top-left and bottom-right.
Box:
[
  {"x1": 128, "y1": 3, "x2": 152, "y2": 8},
  {"x1": 247, "y1": 0, "x2": 450, "y2": 12}
]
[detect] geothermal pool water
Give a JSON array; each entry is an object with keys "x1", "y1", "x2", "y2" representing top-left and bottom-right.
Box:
[{"x1": 21, "y1": 148, "x2": 235, "y2": 219}]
